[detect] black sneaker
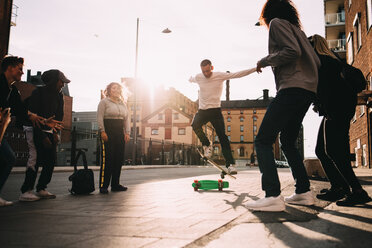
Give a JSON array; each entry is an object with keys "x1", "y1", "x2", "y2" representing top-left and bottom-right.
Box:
[
  {"x1": 336, "y1": 190, "x2": 372, "y2": 206},
  {"x1": 111, "y1": 185, "x2": 128, "y2": 192},
  {"x1": 316, "y1": 188, "x2": 349, "y2": 202},
  {"x1": 100, "y1": 188, "x2": 109, "y2": 194}
]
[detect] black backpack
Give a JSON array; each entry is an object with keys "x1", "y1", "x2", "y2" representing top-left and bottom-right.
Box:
[
  {"x1": 341, "y1": 63, "x2": 367, "y2": 93},
  {"x1": 68, "y1": 150, "x2": 95, "y2": 195}
]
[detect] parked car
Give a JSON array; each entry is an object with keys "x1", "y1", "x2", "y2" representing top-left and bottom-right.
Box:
[{"x1": 275, "y1": 160, "x2": 289, "y2": 168}]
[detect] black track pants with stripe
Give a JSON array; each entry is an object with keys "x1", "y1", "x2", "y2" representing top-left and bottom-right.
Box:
[{"x1": 99, "y1": 119, "x2": 125, "y2": 189}]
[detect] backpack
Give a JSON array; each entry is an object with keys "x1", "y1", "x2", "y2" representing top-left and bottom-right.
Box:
[
  {"x1": 68, "y1": 150, "x2": 95, "y2": 195},
  {"x1": 341, "y1": 63, "x2": 367, "y2": 93}
]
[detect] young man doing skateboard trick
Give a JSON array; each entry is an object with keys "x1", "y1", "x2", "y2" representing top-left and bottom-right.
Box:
[{"x1": 189, "y1": 59, "x2": 255, "y2": 175}]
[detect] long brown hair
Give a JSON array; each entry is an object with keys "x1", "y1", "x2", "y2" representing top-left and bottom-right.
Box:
[
  {"x1": 308, "y1": 34, "x2": 337, "y2": 59},
  {"x1": 259, "y1": 0, "x2": 301, "y2": 29},
  {"x1": 104, "y1": 82, "x2": 125, "y2": 103}
]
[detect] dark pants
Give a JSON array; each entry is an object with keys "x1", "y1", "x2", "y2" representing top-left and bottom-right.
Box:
[
  {"x1": 255, "y1": 88, "x2": 314, "y2": 197},
  {"x1": 191, "y1": 108, "x2": 235, "y2": 165},
  {"x1": 100, "y1": 119, "x2": 125, "y2": 189},
  {"x1": 0, "y1": 139, "x2": 15, "y2": 193},
  {"x1": 315, "y1": 117, "x2": 362, "y2": 191},
  {"x1": 21, "y1": 131, "x2": 57, "y2": 193}
]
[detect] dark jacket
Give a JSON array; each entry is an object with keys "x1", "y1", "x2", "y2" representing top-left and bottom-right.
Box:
[
  {"x1": 28, "y1": 86, "x2": 64, "y2": 133},
  {"x1": 0, "y1": 73, "x2": 29, "y2": 127},
  {"x1": 316, "y1": 54, "x2": 357, "y2": 120}
]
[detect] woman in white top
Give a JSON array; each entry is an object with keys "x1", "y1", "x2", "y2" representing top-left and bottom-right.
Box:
[{"x1": 97, "y1": 82, "x2": 130, "y2": 194}]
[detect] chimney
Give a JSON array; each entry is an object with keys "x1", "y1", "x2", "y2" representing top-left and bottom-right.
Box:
[
  {"x1": 226, "y1": 71, "x2": 230, "y2": 101},
  {"x1": 263, "y1": 89, "x2": 269, "y2": 100},
  {"x1": 27, "y1": 70, "x2": 31, "y2": 82}
]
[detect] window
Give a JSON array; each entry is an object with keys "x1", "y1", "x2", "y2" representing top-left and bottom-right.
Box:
[
  {"x1": 228, "y1": 136, "x2": 231, "y2": 141},
  {"x1": 136, "y1": 114, "x2": 140, "y2": 122},
  {"x1": 213, "y1": 146, "x2": 219, "y2": 155},
  {"x1": 151, "y1": 129, "x2": 158, "y2": 135},
  {"x1": 240, "y1": 110, "x2": 243, "y2": 114},
  {"x1": 214, "y1": 136, "x2": 219, "y2": 142},
  {"x1": 349, "y1": 0, "x2": 352, "y2": 8},
  {"x1": 227, "y1": 125, "x2": 231, "y2": 132},
  {"x1": 360, "y1": 106, "x2": 365, "y2": 117},
  {"x1": 362, "y1": 144, "x2": 367, "y2": 166},
  {"x1": 240, "y1": 125, "x2": 244, "y2": 132},
  {"x1": 158, "y1": 113, "x2": 163, "y2": 120},
  {"x1": 355, "y1": 147, "x2": 359, "y2": 167},
  {"x1": 368, "y1": 0, "x2": 372, "y2": 30},
  {"x1": 240, "y1": 135, "x2": 244, "y2": 142},
  {"x1": 253, "y1": 116, "x2": 257, "y2": 121},
  {"x1": 254, "y1": 125, "x2": 257, "y2": 133},
  {"x1": 174, "y1": 113, "x2": 179, "y2": 120},
  {"x1": 178, "y1": 128, "x2": 185, "y2": 135},
  {"x1": 227, "y1": 111, "x2": 231, "y2": 115},
  {"x1": 240, "y1": 117, "x2": 244, "y2": 122},
  {"x1": 239, "y1": 147, "x2": 244, "y2": 157},
  {"x1": 347, "y1": 32, "x2": 354, "y2": 64},
  {"x1": 227, "y1": 117, "x2": 231, "y2": 122},
  {"x1": 353, "y1": 13, "x2": 362, "y2": 50},
  {"x1": 253, "y1": 109, "x2": 256, "y2": 114}
]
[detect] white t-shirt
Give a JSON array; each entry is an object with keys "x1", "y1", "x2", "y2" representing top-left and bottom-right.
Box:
[{"x1": 189, "y1": 68, "x2": 256, "y2": 110}]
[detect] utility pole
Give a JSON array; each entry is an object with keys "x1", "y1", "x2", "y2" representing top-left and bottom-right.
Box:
[{"x1": 0, "y1": 0, "x2": 13, "y2": 59}]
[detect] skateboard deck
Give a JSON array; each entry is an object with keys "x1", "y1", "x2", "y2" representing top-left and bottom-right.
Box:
[
  {"x1": 197, "y1": 148, "x2": 236, "y2": 180},
  {"x1": 192, "y1": 180, "x2": 229, "y2": 191}
]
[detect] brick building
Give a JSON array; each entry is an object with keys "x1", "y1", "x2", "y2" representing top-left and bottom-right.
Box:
[{"x1": 344, "y1": 0, "x2": 372, "y2": 168}]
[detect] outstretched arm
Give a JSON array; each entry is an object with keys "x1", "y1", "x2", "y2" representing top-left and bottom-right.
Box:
[{"x1": 221, "y1": 67, "x2": 257, "y2": 80}]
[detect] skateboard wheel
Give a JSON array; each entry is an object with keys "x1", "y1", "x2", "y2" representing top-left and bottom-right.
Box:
[
  {"x1": 218, "y1": 187, "x2": 223, "y2": 191},
  {"x1": 194, "y1": 187, "x2": 198, "y2": 191}
]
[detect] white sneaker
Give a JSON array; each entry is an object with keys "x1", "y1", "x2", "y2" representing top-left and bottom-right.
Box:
[
  {"x1": 285, "y1": 191, "x2": 314, "y2": 206},
  {"x1": 245, "y1": 195, "x2": 285, "y2": 212},
  {"x1": 203, "y1": 145, "x2": 212, "y2": 158},
  {"x1": 227, "y1": 166, "x2": 237, "y2": 175},
  {"x1": 0, "y1": 197, "x2": 13, "y2": 207},
  {"x1": 36, "y1": 190, "x2": 56, "y2": 199},
  {"x1": 19, "y1": 191, "x2": 40, "y2": 202}
]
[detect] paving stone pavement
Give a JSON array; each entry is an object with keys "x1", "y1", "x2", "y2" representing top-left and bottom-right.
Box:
[{"x1": 1, "y1": 167, "x2": 372, "y2": 248}]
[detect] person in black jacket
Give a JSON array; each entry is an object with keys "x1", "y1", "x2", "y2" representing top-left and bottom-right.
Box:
[
  {"x1": 20, "y1": 69, "x2": 69, "y2": 199},
  {"x1": 0, "y1": 56, "x2": 45, "y2": 207},
  {"x1": 309, "y1": 34, "x2": 371, "y2": 206}
]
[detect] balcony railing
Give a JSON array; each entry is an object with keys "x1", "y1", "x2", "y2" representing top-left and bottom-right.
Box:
[
  {"x1": 11, "y1": 4, "x2": 18, "y2": 27},
  {"x1": 325, "y1": 12, "x2": 345, "y2": 25},
  {"x1": 327, "y1": 39, "x2": 346, "y2": 52}
]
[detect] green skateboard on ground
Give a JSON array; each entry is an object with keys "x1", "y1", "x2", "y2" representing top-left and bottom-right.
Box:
[{"x1": 192, "y1": 180, "x2": 229, "y2": 191}]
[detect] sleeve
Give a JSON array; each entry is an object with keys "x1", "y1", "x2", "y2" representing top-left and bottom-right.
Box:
[
  {"x1": 124, "y1": 105, "x2": 131, "y2": 135},
  {"x1": 55, "y1": 94, "x2": 64, "y2": 122},
  {"x1": 219, "y1": 68, "x2": 256, "y2": 80},
  {"x1": 97, "y1": 100, "x2": 105, "y2": 132},
  {"x1": 12, "y1": 88, "x2": 29, "y2": 126},
  {"x1": 28, "y1": 89, "x2": 41, "y2": 116},
  {"x1": 258, "y1": 19, "x2": 301, "y2": 68}
]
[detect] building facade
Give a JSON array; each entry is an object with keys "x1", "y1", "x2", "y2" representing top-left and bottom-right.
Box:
[{"x1": 344, "y1": 0, "x2": 372, "y2": 168}]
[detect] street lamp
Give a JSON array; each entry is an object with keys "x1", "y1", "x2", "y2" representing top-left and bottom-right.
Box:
[{"x1": 131, "y1": 18, "x2": 171, "y2": 165}]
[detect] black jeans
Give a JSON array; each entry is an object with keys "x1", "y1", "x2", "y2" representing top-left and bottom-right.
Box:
[
  {"x1": 21, "y1": 131, "x2": 57, "y2": 193},
  {"x1": 191, "y1": 108, "x2": 235, "y2": 165},
  {"x1": 0, "y1": 139, "x2": 15, "y2": 193},
  {"x1": 315, "y1": 117, "x2": 362, "y2": 191},
  {"x1": 255, "y1": 88, "x2": 314, "y2": 197},
  {"x1": 99, "y1": 119, "x2": 125, "y2": 189}
]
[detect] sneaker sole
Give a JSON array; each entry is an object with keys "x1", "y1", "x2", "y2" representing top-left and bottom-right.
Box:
[
  {"x1": 246, "y1": 204, "x2": 285, "y2": 212},
  {"x1": 37, "y1": 195, "x2": 56, "y2": 199},
  {"x1": 19, "y1": 197, "x2": 40, "y2": 202},
  {"x1": 285, "y1": 199, "x2": 314, "y2": 206}
]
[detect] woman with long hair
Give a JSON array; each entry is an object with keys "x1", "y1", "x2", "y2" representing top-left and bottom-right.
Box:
[
  {"x1": 97, "y1": 82, "x2": 130, "y2": 194},
  {"x1": 309, "y1": 34, "x2": 371, "y2": 206},
  {"x1": 245, "y1": 0, "x2": 320, "y2": 211}
]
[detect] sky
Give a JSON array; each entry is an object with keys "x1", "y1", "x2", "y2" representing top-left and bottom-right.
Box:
[{"x1": 8, "y1": 0, "x2": 325, "y2": 157}]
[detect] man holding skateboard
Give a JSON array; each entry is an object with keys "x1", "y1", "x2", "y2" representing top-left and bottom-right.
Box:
[{"x1": 189, "y1": 59, "x2": 255, "y2": 175}]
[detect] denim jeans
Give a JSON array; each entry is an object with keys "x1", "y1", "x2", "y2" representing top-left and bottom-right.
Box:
[
  {"x1": 0, "y1": 139, "x2": 15, "y2": 193},
  {"x1": 255, "y1": 88, "x2": 314, "y2": 197},
  {"x1": 191, "y1": 108, "x2": 235, "y2": 165}
]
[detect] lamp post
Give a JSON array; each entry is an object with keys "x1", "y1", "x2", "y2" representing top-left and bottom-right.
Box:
[{"x1": 131, "y1": 18, "x2": 171, "y2": 165}]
